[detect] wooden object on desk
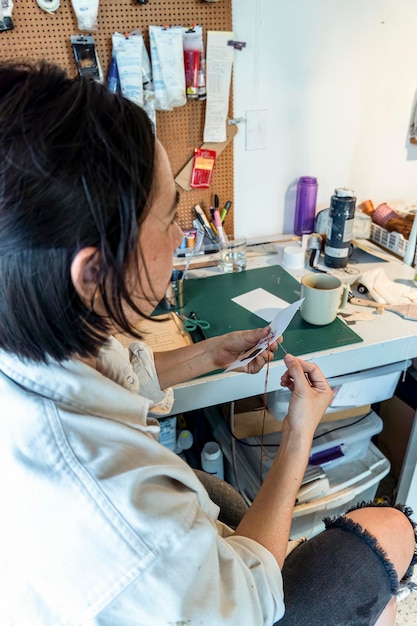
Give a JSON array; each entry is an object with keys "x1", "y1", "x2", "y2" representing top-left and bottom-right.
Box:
[
  {"x1": 228, "y1": 396, "x2": 372, "y2": 440},
  {"x1": 350, "y1": 297, "x2": 417, "y2": 321},
  {"x1": 175, "y1": 258, "x2": 219, "y2": 271}
]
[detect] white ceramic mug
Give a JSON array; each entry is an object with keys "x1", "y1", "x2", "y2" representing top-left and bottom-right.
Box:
[{"x1": 300, "y1": 273, "x2": 348, "y2": 325}]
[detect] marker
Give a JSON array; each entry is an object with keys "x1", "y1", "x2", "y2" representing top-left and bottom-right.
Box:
[
  {"x1": 213, "y1": 209, "x2": 226, "y2": 244},
  {"x1": 220, "y1": 200, "x2": 232, "y2": 223}
]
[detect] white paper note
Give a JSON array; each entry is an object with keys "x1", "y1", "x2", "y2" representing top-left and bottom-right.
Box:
[
  {"x1": 232, "y1": 288, "x2": 290, "y2": 321},
  {"x1": 203, "y1": 31, "x2": 234, "y2": 142}
]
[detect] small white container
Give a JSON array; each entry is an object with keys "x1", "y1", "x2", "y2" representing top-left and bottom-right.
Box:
[
  {"x1": 201, "y1": 441, "x2": 224, "y2": 479},
  {"x1": 177, "y1": 429, "x2": 194, "y2": 452},
  {"x1": 282, "y1": 245, "x2": 305, "y2": 270}
]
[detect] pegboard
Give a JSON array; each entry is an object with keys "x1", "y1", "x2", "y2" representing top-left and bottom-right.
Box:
[{"x1": 0, "y1": 0, "x2": 234, "y2": 234}]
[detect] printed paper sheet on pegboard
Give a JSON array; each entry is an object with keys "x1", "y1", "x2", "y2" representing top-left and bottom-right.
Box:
[{"x1": 0, "y1": 0, "x2": 235, "y2": 233}]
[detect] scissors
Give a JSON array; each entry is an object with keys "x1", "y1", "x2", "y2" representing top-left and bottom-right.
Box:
[{"x1": 176, "y1": 311, "x2": 210, "y2": 341}]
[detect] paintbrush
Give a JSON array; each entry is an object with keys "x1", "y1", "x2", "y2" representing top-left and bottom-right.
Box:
[{"x1": 350, "y1": 297, "x2": 417, "y2": 321}]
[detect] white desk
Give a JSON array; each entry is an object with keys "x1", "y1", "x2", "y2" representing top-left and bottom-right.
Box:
[{"x1": 171, "y1": 240, "x2": 417, "y2": 511}]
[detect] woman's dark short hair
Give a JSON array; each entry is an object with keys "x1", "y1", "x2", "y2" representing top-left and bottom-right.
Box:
[{"x1": 0, "y1": 61, "x2": 156, "y2": 362}]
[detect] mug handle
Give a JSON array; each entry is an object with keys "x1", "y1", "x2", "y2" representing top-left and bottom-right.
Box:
[{"x1": 339, "y1": 284, "x2": 349, "y2": 310}]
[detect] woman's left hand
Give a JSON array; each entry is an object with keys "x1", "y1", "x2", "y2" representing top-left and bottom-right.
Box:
[{"x1": 213, "y1": 327, "x2": 280, "y2": 374}]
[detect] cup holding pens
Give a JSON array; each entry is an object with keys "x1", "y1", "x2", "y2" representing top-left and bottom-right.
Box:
[
  {"x1": 163, "y1": 269, "x2": 185, "y2": 310},
  {"x1": 218, "y1": 235, "x2": 247, "y2": 273}
]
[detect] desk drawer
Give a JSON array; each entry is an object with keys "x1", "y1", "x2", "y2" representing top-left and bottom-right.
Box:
[{"x1": 267, "y1": 360, "x2": 410, "y2": 421}]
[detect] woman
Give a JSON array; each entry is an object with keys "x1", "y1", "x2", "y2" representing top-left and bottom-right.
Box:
[{"x1": 0, "y1": 61, "x2": 414, "y2": 626}]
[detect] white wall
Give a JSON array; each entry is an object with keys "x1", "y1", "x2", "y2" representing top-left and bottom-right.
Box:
[{"x1": 232, "y1": 0, "x2": 417, "y2": 237}]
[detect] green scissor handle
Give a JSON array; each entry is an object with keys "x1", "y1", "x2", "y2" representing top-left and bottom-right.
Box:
[{"x1": 182, "y1": 314, "x2": 211, "y2": 332}]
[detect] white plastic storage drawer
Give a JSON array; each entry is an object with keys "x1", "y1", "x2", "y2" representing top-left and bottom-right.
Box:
[
  {"x1": 290, "y1": 442, "x2": 390, "y2": 540},
  {"x1": 307, "y1": 410, "x2": 383, "y2": 469},
  {"x1": 213, "y1": 408, "x2": 385, "y2": 506},
  {"x1": 267, "y1": 360, "x2": 410, "y2": 421}
]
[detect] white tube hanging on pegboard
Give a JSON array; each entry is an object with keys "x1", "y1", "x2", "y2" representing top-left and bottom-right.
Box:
[{"x1": 71, "y1": 0, "x2": 99, "y2": 32}]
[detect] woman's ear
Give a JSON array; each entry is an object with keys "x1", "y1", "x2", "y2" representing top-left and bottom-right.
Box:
[{"x1": 70, "y1": 247, "x2": 102, "y2": 306}]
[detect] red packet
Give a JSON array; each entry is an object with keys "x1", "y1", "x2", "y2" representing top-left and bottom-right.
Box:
[{"x1": 190, "y1": 148, "x2": 216, "y2": 188}]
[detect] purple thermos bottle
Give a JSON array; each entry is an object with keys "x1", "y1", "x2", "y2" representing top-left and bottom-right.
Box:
[{"x1": 294, "y1": 176, "x2": 318, "y2": 236}]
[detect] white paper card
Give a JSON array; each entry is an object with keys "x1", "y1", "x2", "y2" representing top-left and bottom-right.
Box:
[
  {"x1": 225, "y1": 298, "x2": 304, "y2": 372},
  {"x1": 232, "y1": 288, "x2": 290, "y2": 322}
]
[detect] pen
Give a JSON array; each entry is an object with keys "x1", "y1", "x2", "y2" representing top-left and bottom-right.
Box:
[
  {"x1": 193, "y1": 205, "x2": 217, "y2": 243},
  {"x1": 177, "y1": 249, "x2": 214, "y2": 258},
  {"x1": 208, "y1": 208, "x2": 218, "y2": 236}
]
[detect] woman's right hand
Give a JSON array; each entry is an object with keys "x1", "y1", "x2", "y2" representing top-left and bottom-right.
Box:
[
  {"x1": 235, "y1": 353, "x2": 333, "y2": 567},
  {"x1": 280, "y1": 353, "x2": 334, "y2": 437}
]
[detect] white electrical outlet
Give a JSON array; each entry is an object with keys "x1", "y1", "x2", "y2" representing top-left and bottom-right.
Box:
[{"x1": 245, "y1": 109, "x2": 269, "y2": 151}]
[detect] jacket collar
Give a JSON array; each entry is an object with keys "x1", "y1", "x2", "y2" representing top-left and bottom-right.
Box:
[{"x1": 0, "y1": 345, "x2": 153, "y2": 429}]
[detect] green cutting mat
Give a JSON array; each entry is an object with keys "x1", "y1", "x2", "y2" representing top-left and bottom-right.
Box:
[{"x1": 175, "y1": 266, "x2": 362, "y2": 358}]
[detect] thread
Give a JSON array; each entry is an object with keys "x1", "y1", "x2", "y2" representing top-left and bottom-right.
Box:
[
  {"x1": 358, "y1": 199, "x2": 375, "y2": 216},
  {"x1": 372, "y1": 203, "x2": 400, "y2": 228},
  {"x1": 259, "y1": 335, "x2": 271, "y2": 484}
]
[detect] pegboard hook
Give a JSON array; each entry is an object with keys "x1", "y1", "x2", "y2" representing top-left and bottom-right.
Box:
[
  {"x1": 228, "y1": 117, "x2": 244, "y2": 126},
  {"x1": 227, "y1": 40, "x2": 246, "y2": 51}
]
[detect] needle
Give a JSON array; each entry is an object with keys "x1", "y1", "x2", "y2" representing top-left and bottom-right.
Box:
[{"x1": 278, "y1": 342, "x2": 288, "y2": 354}]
